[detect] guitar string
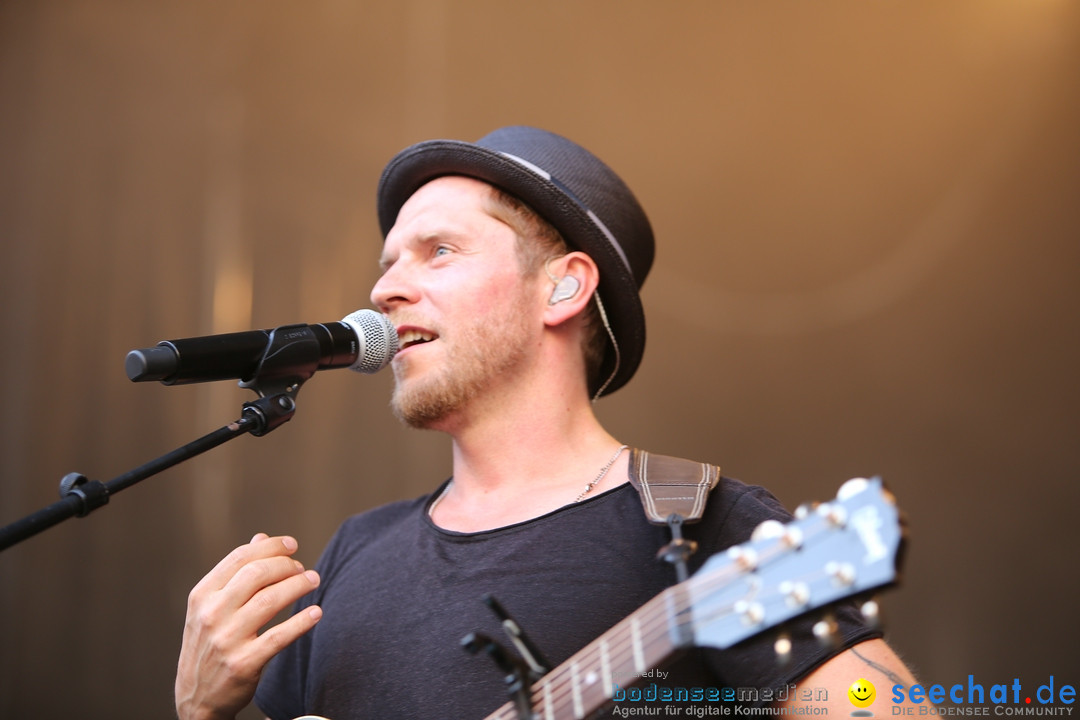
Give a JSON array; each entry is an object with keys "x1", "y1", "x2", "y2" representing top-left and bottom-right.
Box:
[
  {"x1": 485, "y1": 513, "x2": 839, "y2": 719},
  {"x1": 486, "y1": 515, "x2": 832, "y2": 720},
  {"x1": 495, "y1": 589, "x2": 680, "y2": 720},
  {"x1": 484, "y1": 588, "x2": 681, "y2": 720},
  {"x1": 518, "y1": 566, "x2": 814, "y2": 720}
]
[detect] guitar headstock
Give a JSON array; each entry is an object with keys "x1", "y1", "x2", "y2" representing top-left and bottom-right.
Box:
[{"x1": 687, "y1": 477, "x2": 903, "y2": 651}]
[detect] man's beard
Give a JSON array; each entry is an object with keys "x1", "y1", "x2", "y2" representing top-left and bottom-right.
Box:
[{"x1": 390, "y1": 294, "x2": 534, "y2": 429}]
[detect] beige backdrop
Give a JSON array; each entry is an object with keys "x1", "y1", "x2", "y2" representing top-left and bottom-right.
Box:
[{"x1": 1, "y1": 2, "x2": 1078, "y2": 717}]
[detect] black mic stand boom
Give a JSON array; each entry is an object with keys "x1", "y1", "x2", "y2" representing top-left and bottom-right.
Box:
[{"x1": 0, "y1": 322, "x2": 334, "y2": 552}]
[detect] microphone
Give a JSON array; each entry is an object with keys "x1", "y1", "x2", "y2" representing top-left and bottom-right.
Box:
[{"x1": 125, "y1": 309, "x2": 398, "y2": 385}]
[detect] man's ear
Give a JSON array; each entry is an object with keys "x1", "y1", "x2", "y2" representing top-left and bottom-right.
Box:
[{"x1": 542, "y1": 252, "x2": 599, "y2": 327}]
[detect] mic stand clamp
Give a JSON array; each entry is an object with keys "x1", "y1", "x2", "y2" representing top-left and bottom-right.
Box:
[{"x1": 57, "y1": 472, "x2": 110, "y2": 518}]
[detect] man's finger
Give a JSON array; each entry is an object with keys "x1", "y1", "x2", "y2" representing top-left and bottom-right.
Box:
[
  {"x1": 251, "y1": 603, "x2": 324, "y2": 664},
  {"x1": 194, "y1": 536, "x2": 300, "y2": 595},
  {"x1": 224, "y1": 566, "x2": 322, "y2": 640},
  {"x1": 215, "y1": 556, "x2": 314, "y2": 616}
]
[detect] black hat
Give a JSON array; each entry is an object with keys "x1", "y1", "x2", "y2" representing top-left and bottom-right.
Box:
[{"x1": 376, "y1": 126, "x2": 654, "y2": 396}]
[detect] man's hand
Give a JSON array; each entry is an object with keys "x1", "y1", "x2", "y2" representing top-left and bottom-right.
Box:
[{"x1": 175, "y1": 533, "x2": 323, "y2": 720}]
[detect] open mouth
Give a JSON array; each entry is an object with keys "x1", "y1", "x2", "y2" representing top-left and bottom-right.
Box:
[{"x1": 398, "y1": 329, "x2": 437, "y2": 350}]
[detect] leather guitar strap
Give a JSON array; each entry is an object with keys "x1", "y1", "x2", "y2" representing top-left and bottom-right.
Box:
[
  {"x1": 626, "y1": 447, "x2": 720, "y2": 525},
  {"x1": 626, "y1": 448, "x2": 721, "y2": 582}
]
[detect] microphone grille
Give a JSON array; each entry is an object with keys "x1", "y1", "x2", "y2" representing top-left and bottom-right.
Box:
[{"x1": 341, "y1": 309, "x2": 398, "y2": 373}]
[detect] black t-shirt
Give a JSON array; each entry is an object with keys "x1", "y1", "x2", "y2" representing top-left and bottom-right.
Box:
[{"x1": 255, "y1": 476, "x2": 878, "y2": 720}]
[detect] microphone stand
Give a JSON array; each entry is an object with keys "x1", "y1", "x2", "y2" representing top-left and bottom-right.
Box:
[{"x1": 0, "y1": 323, "x2": 329, "y2": 552}]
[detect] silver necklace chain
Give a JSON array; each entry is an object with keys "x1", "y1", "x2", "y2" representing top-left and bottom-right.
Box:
[
  {"x1": 575, "y1": 444, "x2": 629, "y2": 502},
  {"x1": 428, "y1": 444, "x2": 631, "y2": 518}
]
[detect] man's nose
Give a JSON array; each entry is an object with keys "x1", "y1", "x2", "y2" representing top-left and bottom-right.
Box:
[{"x1": 370, "y1": 262, "x2": 415, "y2": 311}]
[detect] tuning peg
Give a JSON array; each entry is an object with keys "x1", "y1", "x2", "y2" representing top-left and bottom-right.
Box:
[
  {"x1": 859, "y1": 598, "x2": 882, "y2": 628},
  {"x1": 726, "y1": 545, "x2": 759, "y2": 572},
  {"x1": 751, "y1": 519, "x2": 785, "y2": 541},
  {"x1": 779, "y1": 580, "x2": 811, "y2": 609},
  {"x1": 734, "y1": 599, "x2": 766, "y2": 627},
  {"x1": 825, "y1": 560, "x2": 857, "y2": 587},
  {"x1": 812, "y1": 614, "x2": 841, "y2": 648},
  {"x1": 793, "y1": 502, "x2": 816, "y2": 520},
  {"x1": 816, "y1": 502, "x2": 848, "y2": 528},
  {"x1": 837, "y1": 477, "x2": 871, "y2": 500},
  {"x1": 750, "y1": 520, "x2": 804, "y2": 549},
  {"x1": 774, "y1": 633, "x2": 793, "y2": 666}
]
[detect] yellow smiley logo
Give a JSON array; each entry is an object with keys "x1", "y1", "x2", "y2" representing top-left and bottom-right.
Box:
[{"x1": 848, "y1": 678, "x2": 876, "y2": 708}]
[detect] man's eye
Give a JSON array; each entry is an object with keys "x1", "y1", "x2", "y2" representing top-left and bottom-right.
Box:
[{"x1": 434, "y1": 246, "x2": 451, "y2": 257}]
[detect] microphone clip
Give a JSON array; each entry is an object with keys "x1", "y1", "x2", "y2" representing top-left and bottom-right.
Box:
[{"x1": 238, "y1": 324, "x2": 322, "y2": 436}]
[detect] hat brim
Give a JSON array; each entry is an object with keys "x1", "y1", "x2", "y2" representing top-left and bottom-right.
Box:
[{"x1": 377, "y1": 139, "x2": 645, "y2": 397}]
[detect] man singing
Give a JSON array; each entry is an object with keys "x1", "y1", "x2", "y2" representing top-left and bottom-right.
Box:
[{"x1": 175, "y1": 127, "x2": 918, "y2": 720}]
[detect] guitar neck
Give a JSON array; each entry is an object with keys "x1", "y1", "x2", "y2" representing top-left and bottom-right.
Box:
[{"x1": 484, "y1": 585, "x2": 689, "y2": 720}]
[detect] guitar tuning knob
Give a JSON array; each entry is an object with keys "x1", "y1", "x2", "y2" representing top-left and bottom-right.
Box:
[
  {"x1": 816, "y1": 502, "x2": 848, "y2": 528},
  {"x1": 860, "y1": 598, "x2": 882, "y2": 628},
  {"x1": 734, "y1": 599, "x2": 766, "y2": 627},
  {"x1": 750, "y1": 520, "x2": 805, "y2": 549},
  {"x1": 794, "y1": 502, "x2": 815, "y2": 520},
  {"x1": 837, "y1": 477, "x2": 871, "y2": 500},
  {"x1": 812, "y1": 614, "x2": 840, "y2": 648},
  {"x1": 751, "y1": 519, "x2": 786, "y2": 541},
  {"x1": 838, "y1": 475, "x2": 895, "y2": 507},
  {"x1": 825, "y1": 560, "x2": 857, "y2": 587},
  {"x1": 779, "y1": 580, "x2": 811, "y2": 609},
  {"x1": 726, "y1": 545, "x2": 759, "y2": 572},
  {"x1": 774, "y1": 633, "x2": 793, "y2": 666}
]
